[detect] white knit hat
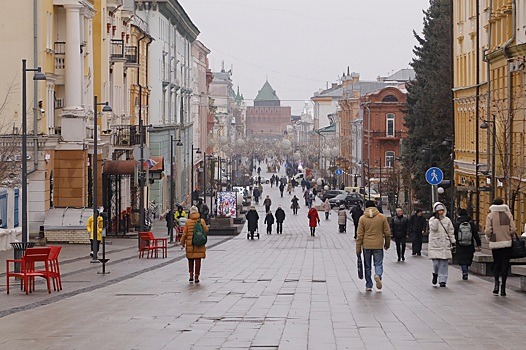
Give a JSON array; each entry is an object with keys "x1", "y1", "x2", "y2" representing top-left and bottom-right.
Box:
[{"x1": 189, "y1": 206, "x2": 199, "y2": 214}]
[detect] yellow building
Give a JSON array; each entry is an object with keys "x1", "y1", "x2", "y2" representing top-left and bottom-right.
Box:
[{"x1": 454, "y1": 0, "x2": 526, "y2": 227}]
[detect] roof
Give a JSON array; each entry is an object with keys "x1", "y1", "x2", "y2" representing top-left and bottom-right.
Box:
[
  {"x1": 103, "y1": 156, "x2": 164, "y2": 175},
  {"x1": 316, "y1": 124, "x2": 336, "y2": 134},
  {"x1": 382, "y1": 69, "x2": 415, "y2": 82},
  {"x1": 255, "y1": 80, "x2": 279, "y2": 102}
]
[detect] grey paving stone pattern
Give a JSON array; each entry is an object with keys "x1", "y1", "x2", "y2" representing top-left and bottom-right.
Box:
[{"x1": 1, "y1": 168, "x2": 526, "y2": 349}]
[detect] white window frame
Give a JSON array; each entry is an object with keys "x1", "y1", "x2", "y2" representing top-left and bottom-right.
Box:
[
  {"x1": 386, "y1": 113, "x2": 395, "y2": 137},
  {"x1": 385, "y1": 151, "x2": 395, "y2": 168}
]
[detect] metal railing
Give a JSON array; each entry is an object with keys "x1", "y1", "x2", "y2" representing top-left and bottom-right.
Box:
[
  {"x1": 110, "y1": 39, "x2": 124, "y2": 59},
  {"x1": 111, "y1": 125, "x2": 141, "y2": 147},
  {"x1": 125, "y1": 46, "x2": 138, "y2": 64}
]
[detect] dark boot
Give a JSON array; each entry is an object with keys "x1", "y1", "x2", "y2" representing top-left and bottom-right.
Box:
[
  {"x1": 500, "y1": 284, "x2": 506, "y2": 296},
  {"x1": 432, "y1": 273, "x2": 438, "y2": 285},
  {"x1": 493, "y1": 280, "x2": 499, "y2": 295}
]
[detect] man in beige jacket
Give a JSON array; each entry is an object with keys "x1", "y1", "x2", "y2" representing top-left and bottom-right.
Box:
[{"x1": 356, "y1": 200, "x2": 391, "y2": 291}]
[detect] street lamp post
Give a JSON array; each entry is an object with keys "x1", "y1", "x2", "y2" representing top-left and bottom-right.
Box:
[
  {"x1": 21, "y1": 59, "x2": 46, "y2": 243},
  {"x1": 480, "y1": 117, "x2": 496, "y2": 201},
  {"x1": 92, "y1": 96, "x2": 112, "y2": 263},
  {"x1": 169, "y1": 136, "x2": 182, "y2": 243},
  {"x1": 190, "y1": 144, "x2": 201, "y2": 206}
]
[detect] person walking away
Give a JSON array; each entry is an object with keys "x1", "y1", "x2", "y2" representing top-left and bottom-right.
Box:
[
  {"x1": 180, "y1": 206, "x2": 209, "y2": 283},
  {"x1": 253, "y1": 187, "x2": 260, "y2": 204},
  {"x1": 270, "y1": 176, "x2": 275, "y2": 188},
  {"x1": 303, "y1": 189, "x2": 310, "y2": 207},
  {"x1": 263, "y1": 195, "x2": 272, "y2": 213},
  {"x1": 455, "y1": 208, "x2": 481, "y2": 280},
  {"x1": 174, "y1": 205, "x2": 188, "y2": 244},
  {"x1": 279, "y1": 182, "x2": 285, "y2": 197},
  {"x1": 287, "y1": 181, "x2": 293, "y2": 195},
  {"x1": 275, "y1": 206, "x2": 286, "y2": 234},
  {"x1": 246, "y1": 206, "x2": 260, "y2": 240},
  {"x1": 291, "y1": 195, "x2": 299, "y2": 215},
  {"x1": 338, "y1": 205, "x2": 348, "y2": 233},
  {"x1": 484, "y1": 197, "x2": 516, "y2": 296},
  {"x1": 409, "y1": 209, "x2": 426, "y2": 256},
  {"x1": 391, "y1": 208, "x2": 409, "y2": 261},
  {"x1": 376, "y1": 199, "x2": 384, "y2": 214},
  {"x1": 350, "y1": 204, "x2": 364, "y2": 239},
  {"x1": 356, "y1": 200, "x2": 391, "y2": 291},
  {"x1": 264, "y1": 211, "x2": 275, "y2": 235},
  {"x1": 428, "y1": 202, "x2": 456, "y2": 287},
  {"x1": 323, "y1": 198, "x2": 331, "y2": 220},
  {"x1": 308, "y1": 206, "x2": 320, "y2": 236}
]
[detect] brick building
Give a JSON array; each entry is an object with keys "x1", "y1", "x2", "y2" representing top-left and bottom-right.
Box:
[{"x1": 246, "y1": 81, "x2": 291, "y2": 137}]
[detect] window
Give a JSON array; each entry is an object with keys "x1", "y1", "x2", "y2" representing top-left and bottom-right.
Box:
[
  {"x1": 385, "y1": 151, "x2": 395, "y2": 168},
  {"x1": 386, "y1": 113, "x2": 395, "y2": 136},
  {"x1": 14, "y1": 189, "x2": 19, "y2": 227},
  {"x1": 0, "y1": 190, "x2": 7, "y2": 228}
]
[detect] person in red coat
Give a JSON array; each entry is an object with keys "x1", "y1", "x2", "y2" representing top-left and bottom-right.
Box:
[{"x1": 308, "y1": 207, "x2": 320, "y2": 236}]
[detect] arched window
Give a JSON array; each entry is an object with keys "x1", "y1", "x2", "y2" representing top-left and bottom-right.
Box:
[
  {"x1": 386, "y1": 113, "x2": 395, "y2": 136},
  {"x1": 382, "y1": 95, "x2": 398, "y2": 102},
  {"x1": 385, "y1": 151, "x2": 395, "y2": 168}
]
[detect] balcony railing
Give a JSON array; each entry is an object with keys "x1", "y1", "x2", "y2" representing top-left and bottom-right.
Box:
[
  {"x1": 110, "y1": 39, "x2": 124, "y2": 59},
  {"x1": 124, "y1": 46, "x2": 138, "y2": 64},
  {"x1": 54, "y1": 41, "x2": 66, "y2": 55},
  {"x1": 111, "y1": 125, "x2": 141, "y2": 147},
  {"x1": 371, "y1": 131, "x2": 403, "y2": 138}
]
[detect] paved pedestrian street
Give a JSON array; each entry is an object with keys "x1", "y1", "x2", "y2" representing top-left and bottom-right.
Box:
[{"x1": 1, "y1": 183, "x2": 526, "y2": 349}]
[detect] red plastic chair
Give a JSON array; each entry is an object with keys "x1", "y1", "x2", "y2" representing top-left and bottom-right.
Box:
[
  {"x1": 139, "y1": 231, "x2": 167, "y2": 258},
  {"x1": 6, "y1": 247, "x2": 52, "y2": 295},
  {"x1": 48, "y1": 246, "x2": 62, "y2": 291}
]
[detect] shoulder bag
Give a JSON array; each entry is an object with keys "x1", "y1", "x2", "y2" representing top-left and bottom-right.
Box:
[{"x1": 511, "y1": 234, "x2": 526, "y2": 259}]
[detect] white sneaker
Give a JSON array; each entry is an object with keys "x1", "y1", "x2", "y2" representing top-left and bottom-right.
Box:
[
  {"x1": 366, "y1": 287, "x2": 373, "y2": 291},
  {"x1": 374, "y1": 275, "x2": 383, "y2": 290}
]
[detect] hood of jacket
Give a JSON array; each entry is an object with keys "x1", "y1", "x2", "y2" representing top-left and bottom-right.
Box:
[
  {"x1": 457, "y1": 215, "x2": 471, "y2": 223},
  {"x1": 433, "y1": 202, "x2": 447, "y2": 218},
  {"x1": 365, "y1": 207, "x2": 379, "y2": 218},
  {"x1": 489, "y1": 204, "x2": 510, "y2": 213}
]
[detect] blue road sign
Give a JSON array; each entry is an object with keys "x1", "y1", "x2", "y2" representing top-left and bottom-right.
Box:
[
  {"x1": 425, "y1": 167, "x2": 443, "y2": 185},
  {"x1": 335, "y1": 168, "x2": 343, "y2": 176}
]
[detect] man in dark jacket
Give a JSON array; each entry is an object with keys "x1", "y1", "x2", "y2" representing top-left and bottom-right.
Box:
[
  {"x1": 408, "y1": 209, "x2": 427, "y2": 256},
  {"x1": 391, "y1": 208, "x2": 409, "y2": 261},
  {"x1": 275, "y1": 206, "x2": 286, "y2": 234},
  {"x1": 253, "y1": 187, "x2": 261, "y2": 204},
  {"x1": 246, "y1": 206, "x2": 259, "y2": 240},
  {"x1": 350, "y1": 204, "x2": 364, "y2": 239},
  {"x1": 279, "y1": 182, "x2": 285, "y2": 197},
  {"x1": 454, "y1": 208, "x2": 481, "y2": 280}
]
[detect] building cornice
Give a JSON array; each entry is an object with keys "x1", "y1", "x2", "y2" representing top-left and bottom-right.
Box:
[{"x1": 159, "y1": 0, "x2": 200, "y2": 42}]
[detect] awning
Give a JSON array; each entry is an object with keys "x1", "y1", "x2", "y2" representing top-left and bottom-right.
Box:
[{"x1": 103, "y1": 156, "x2": 164, "y2": 175}]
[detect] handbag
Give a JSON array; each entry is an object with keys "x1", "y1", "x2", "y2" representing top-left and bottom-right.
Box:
[
  {"x1": 438, "y1": 219, "x2": 455, "y2": 254},
  {"x1": 511, "y1": 234, "x2": 526, "y2": 259},
  {"x1": 357, "y1": 254, "x2": 364, "y2": 279}
]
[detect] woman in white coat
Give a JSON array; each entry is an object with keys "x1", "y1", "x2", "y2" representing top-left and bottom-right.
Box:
[{"x1": 428, "y1": 202, "x2": 456, "y2": 287}]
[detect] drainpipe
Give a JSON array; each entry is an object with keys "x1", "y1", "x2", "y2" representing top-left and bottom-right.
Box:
[
  {"x1": 30, "y1": 0, "x2": 39, "y2": 175},
  {"x1": 502, "y1": 0, "x2": 516, "y2": 202}
]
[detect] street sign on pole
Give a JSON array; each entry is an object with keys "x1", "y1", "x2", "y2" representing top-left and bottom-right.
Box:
[
  {"x1": 425, "y1": 167, "x2": 443, "y2": 185},
  {"x1": 335, "y1": 168, "x2": 343, "y2": 176}
]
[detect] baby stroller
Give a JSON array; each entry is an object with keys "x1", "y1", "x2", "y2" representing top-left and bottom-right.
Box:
[
  {"x1": 247, "y1": 226, "x2": 260, "y2": 240},
  {"x1": 175, "y1": 217, "x2": 187, "y2": 243}
]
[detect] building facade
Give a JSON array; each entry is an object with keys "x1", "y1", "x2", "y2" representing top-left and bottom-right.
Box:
[
  {"x1": 453, "y1": 0, "x2": 526, "y2": 228},
  {"x1": 246, "y1": 81, "x2": 291, "y2": 137}
]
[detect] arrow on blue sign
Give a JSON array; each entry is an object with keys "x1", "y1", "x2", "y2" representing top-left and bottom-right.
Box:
[{"x1": 425, "y1": 167, "x2": 444, "y2": 185}]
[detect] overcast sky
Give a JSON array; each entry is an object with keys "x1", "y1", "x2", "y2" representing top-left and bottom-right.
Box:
[{"x1": 179, "y1": 0, "x2": 431, "y2": 114}]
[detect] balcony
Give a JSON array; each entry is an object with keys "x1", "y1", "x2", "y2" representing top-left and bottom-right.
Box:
[
  {"x1": 54, "y1": 42, "x2": 66, "y2": 83},
  {"x1": 371, "y1": 131, "x2": 403, "y2": 140},
  {"x1": 124, "y1": 46, "x2": 138, "y2": 65},
  {"x1": 110, "y1": 39, "x2": 125, "y2": 60},
  {"x1": 111, "y1": 125, "x2": 141, "y2": 147}
]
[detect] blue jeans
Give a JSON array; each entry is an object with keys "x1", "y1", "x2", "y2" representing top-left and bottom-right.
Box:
[{"x1": 363, "y1": 249, "x2": 384, "y2": 288}]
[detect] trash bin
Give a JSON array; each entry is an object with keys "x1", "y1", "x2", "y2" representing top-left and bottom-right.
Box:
[{"x1": 10, "y1": 242, "x2": 36, "y2": 272}]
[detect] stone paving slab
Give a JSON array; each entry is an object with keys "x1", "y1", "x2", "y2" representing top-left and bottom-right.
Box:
[{"x1": 1, "y1": 176, "x2": 526, "y2": 349}]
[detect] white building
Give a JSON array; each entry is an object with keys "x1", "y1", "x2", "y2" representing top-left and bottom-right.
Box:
[{"x1": 136, "y1": 0, "x2": 199, "y2": 209}]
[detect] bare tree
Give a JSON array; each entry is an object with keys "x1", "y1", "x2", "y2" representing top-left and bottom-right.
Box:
[{"x1": 0, "y1": 79, "x2": 22, "y2": 187}]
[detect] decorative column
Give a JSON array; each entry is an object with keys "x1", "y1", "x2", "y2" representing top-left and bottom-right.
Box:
[
  {"x1": 64, "y1": 4, "x2": 83, "y2": 109},
  {"x1": 61, "y1": 3, "x2": 85, "y2": 142}
]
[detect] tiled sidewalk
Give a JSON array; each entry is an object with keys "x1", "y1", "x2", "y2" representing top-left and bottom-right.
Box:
[{"x1": 1, "y1": 180, "x2": 526, "y2": 349}]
